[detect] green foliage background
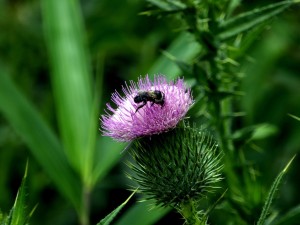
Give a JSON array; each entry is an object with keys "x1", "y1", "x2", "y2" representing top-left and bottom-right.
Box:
[{"x1": 0, "y1": 0, "x2": 300, "y2": 224}]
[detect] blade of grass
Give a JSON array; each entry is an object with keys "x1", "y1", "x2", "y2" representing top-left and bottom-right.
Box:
[
  {"x1": 257, "y1": 155, "x2": 296, "y2": 225},
  {"x1": 96, "y1": 190, "x2": 137, "y2": 225},
  {"x1": 41, "y1": 0, "x2": 95, "y2": 183},
  {"x1": 0, "y1": 71, "x2": 82, "y2": 212}
]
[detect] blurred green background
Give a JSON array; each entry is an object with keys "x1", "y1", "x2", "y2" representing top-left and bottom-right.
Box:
[{"x1": 0, "y1": 0, "x2": 300, "y2": 224}]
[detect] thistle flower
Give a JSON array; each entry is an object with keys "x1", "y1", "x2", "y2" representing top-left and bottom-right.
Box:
[{"x1": 101, "y1": 75, "x2": 193, "y2": 142}]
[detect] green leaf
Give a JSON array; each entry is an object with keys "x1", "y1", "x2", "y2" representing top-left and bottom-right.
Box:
[
  {"x1": 0, "y1": 71, "x2": 82, "y2": 212},
  {"x1": 2, "y1": 163, "x2": 38, "y2": 225},
  {"x1": 251, "y1": 123, "x2": 278, "y2": 140},
  {"x1": 41, "y1": 0, "x2": 95, "y2": 181},
  {"x1": 228, "y1": 23, "x2": 266, "y2": 60},
  {"x1": 209, "y1": 90, "x2": 244, "y2": 101},
  {"x1": 114, "y1": 200, "x2": 170, "y2": 225},
  {"x1": 226, "y1": 0, "x2": 241, "y2": 17},
  {"x1": 232, "y1": 123, "x2": 277, "y2": 141},
  {"x1": 146, "y1": 0, "x2": 174, "y2": 10},
  {"x1": 192, "y1": 63, "x2": 209, "y2": 86},
  {"x1": 146, "y1": 0, "x2": 186, "y2": 11},
  {"x1": 148, "y1": 32, "x2": 201, "y2": 80},
  {"x1": 257, "y1": 155, "x2": 296, "y2": 225},
  {"x1": 10, "y1": 163, "x2": 29, "y2": 225},
  {"x1": 271, "y1": 205, "x2": 300, "y2": 225},
  {"x1": 288, "y1": 114, "x2": 300, "y2": 122},
  {"x1": 161, "y1": 50, "x2": 193, "y2": 78},
  {"x1": 204, "y1": 189, "x2": 228, "y2": 218},
  {"x1": 217, "y1": 0, "x2": 297, "y2": 40},
  {"x1": 0, "y1": 211, "x2": 3, "y2": 223},
  {"x1": 96, "y1": 190, "x2": 137, "y2": 225},
  {"x1": 91, "y1": 137, "x2": 124, "y2": 186}
]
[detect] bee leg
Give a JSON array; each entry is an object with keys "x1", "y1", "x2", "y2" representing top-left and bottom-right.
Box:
[
  {"x1": 135, "y1": 101, "x2": 147, "y2": 113},
  {"x1": 159, "y1": 100, "x2": 165, "y2": 108}
]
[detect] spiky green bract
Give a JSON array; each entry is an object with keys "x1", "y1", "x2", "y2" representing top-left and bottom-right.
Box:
[{"x1": 128, "y1": 124, "x2": 223, "y2": 210}]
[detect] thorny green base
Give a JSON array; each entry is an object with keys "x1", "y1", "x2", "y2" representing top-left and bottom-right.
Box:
[{"x1": 179, "y1": 200, "x2": 207, "y2": 225}]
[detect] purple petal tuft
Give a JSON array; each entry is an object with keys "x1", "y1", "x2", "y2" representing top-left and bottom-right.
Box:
[{"x1": 100, "y1": 75, "x2": 193, "y2": 141}]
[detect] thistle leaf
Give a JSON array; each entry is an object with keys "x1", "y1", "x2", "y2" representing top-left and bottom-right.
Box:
[
  {"x1": 1, "y1": 163, "x2": 37, "y2": 225},
  {"x1": 226, "y1": 0, "x2": 241, "y2": 18},
  {"x1": 148, "y1": 32, "x2": 201, "y2": 79},
  {"x1": 209, "y1": 90, "x2": 244, "y2": 100},
  {"x1": 232, "y1": 123, "x2": 277, "y2": 141},
  {"x1": 217, "y1": 0, "x2": 298, "y2": 40},
  {"x1": 10, "y1": 163, "x2": 28, "y2": 225},
  {"x1": 161, "y1": 50, "x2": 194, "y2": 78},
  {"x1": 146, "y1": 0, "x2": 186, "y2": 11}
]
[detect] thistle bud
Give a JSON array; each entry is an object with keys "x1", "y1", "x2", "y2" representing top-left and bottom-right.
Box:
[{"x1": 127, "y1": 124, "x2": 223, "y2": 223}]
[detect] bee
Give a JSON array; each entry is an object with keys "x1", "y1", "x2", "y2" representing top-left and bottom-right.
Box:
[{"x1": 134, "y1": 90, "x2": 165, "y2": 112}]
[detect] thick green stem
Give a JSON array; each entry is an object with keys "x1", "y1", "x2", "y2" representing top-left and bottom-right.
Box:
[
  {"x1": 182, "y1": 1, "x2": 243, "y2": 221},
  {"x1": 212, "y1": 90, "x2": 240, "y2": 186},
  {"x1": 179, "y1": 200, "x2": 207, "y2": 225},
  {"x1": 213, "y1": 94, "x2": 234, "y2": 154},
  {"x1": 207, "y1": 48, "x2": 241, "y2": 191}
]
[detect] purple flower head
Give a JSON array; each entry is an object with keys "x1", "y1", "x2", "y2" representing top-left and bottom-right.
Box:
[{"x1": 101, "y1": 75, "x2": 193, "y2": 142}]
